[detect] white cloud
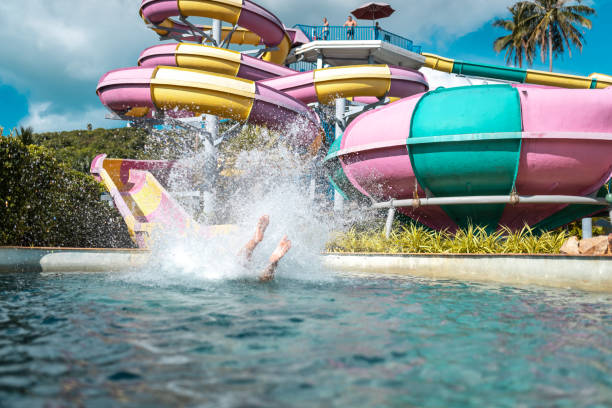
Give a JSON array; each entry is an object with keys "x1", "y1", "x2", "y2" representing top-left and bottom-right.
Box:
[
  {"x1": 19, "y1": 102, "x2": 114, "y2": 132},
  {"x1": 260, "y1": 0, "x2": 515, "y2": 45},
  {"x1": 0, "y1": 0, "x2": 517, "y2": 132},
  {"x1": 0, "y1": 0, "x2": 151, "y2": 85}
]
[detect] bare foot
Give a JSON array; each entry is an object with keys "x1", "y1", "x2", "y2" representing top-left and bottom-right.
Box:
[
  {"x1": 269, "y1": 235, "x2": 292, "y2": 264},
  {"x1": 239, "y1": 215, "x2": 270, "y2": 262},
  {"x1": 259, "y1": 236, "x2": 292, "y2": 282},
  {"x1": 254, "y1": 215, "x2": 270, "y2": 244}
]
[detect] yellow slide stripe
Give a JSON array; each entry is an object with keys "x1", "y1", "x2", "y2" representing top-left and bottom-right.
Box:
[
  {"x1": 178, "y1": 0, "x2": 243, "y2": 25},
  {"x1": 525, "y1": 70, "x2": 593, "y2": 89},
  {"x1": 129, "y1": 171, "x2": 163, "y2": 217},
  {"x1": 176, "y1": 44, "x2": 242, "y2": 77},
  {"x1": 151, "y1": 67, "x2": 255, "y2": 120},
  {"x1": 314, "y1": 65, "x2": 391, "y2": 104},
  {"x1": 590, "y1": 73, "x2": 612, "y2": 89},
  {"x1": 423, "y1": 53, "x2": 455, "y2": 73}
]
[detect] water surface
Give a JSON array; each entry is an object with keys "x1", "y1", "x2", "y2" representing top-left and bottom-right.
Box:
[{"x1": 1, "y1": 271, "x2": 611, "y2": 407}]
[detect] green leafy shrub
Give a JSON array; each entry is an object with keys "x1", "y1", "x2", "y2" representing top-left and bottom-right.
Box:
[
  {"x1": 0, "y1": 136, "x2": 134, "y2": 248},
  {"x1": 326, "y1": 223, "x2": 573, "y2": 255}
]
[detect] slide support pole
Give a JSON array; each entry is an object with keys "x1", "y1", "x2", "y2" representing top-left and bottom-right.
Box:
[
  {"x1": 582, "y1": 218, "x2": 593, "y2": 239},
  {"x1": 334, "y1": 98, "x2": 346, "y2": 213},
  {"x1": 202, "y1": 19, "x2": 222, "y2": 220}
]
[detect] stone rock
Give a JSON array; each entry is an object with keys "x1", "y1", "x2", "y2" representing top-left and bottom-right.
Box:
[
  {"x1": 560, "y1": 236, "x2": 580, "y2": 255},
  {"x1": 578, "y1": 236, "x2": 609, "y2": 256}
]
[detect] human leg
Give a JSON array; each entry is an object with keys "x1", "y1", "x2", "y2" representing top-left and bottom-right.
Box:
[
  {"x1": 259, "y1": 235, "x2": 292, "y2": 282},
  {"x1": 238, "y1": 215, "x2": 269, "y2": 262}
]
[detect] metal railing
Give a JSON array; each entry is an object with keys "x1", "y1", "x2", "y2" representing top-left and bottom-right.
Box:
[
  {"x1": 294, "y1": 24, "x2": 422, "y2": 54},
  {"x1": 289, "y1": 60, "x2": 317, "y2": 72},
  {"x1": 373, "y1": 194, "x2": 612, "y2": 238}
]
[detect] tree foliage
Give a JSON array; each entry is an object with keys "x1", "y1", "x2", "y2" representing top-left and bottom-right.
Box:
[
  {"x1": 493, "y1": 0, "x2": 595, "y2": 71},
  {"x1": 493, "y1": 3, "x2": 535, "y2": 68},
  {"x1": 30, "y1": 127, "x2": 151, "y2": 173},
  {"x1": 0, "y1": 136, "x2": 134, "y2": 248}
]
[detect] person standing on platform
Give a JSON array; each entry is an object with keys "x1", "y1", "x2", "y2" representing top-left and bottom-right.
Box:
[
  {"x1": 323, "y1": 17, "x2": 330, "y2": 40},
  {"x1": 374, "y1": 21, "x2": 381, "y2": 40},
  {"x1": 343, "y1": 16, "x2": 357, "y2": 40}
]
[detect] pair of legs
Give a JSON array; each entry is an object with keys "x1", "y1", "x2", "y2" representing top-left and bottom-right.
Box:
[{"x1": 239, "y1": 215, "x2": 291, "y2": 282}]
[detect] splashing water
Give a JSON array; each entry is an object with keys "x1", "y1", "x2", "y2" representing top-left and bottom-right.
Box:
[{"x1": 125, "y1": 120, "x2": 348, "y2": 285}]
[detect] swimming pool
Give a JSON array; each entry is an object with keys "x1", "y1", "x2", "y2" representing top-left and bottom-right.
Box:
[{"x1": 1, "y1": 271, "x2": 611, "y2": 407}]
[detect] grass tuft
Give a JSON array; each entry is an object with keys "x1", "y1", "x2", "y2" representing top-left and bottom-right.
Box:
[{"x1": 326, "y1": 223, "x2": 573, "y2": 255}]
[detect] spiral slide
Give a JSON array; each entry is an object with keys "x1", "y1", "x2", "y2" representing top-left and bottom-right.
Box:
[
  {"x1": 138, "y1": 44, "x2": 428, "y2": 104},
  {"x1": 95, "y1": 0, "x2": 430, "y2": 247}
]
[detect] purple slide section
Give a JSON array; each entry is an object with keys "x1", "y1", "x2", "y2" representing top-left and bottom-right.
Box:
[
  {"x1": 260, "y1": 71, "x2": 318, "y2": 104},
  {"x1": 237, "y1": 0, "x2": 285, "y2": 47},
  {"x1": 140, "y1": 0, "x2": 179, "y2": 23},
  {"x1": 260, "y1": 66, "x2": 428, "y2": 105},
  {"x1": 97, "y1": 67, "x2": 155, "y2": 115},
  {"x1": 250, "y1": 82, "x2": 321, "y2": 147},
  {"x1": 140, "y1": 0, "x2": 288, "y2": 48},
  {"x1": 97, "y1": 67, "x2": 321, "y2": 150},
  {"x1": 138, "y1": 44, "x2": 296, "y2": 81},
  {"x1": 127, "y1": 170, "x2": 193, "y2": 228}
]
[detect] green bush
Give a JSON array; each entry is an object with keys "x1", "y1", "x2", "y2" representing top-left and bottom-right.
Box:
[
  {"x1": 31, "y1": 127, "x2": 151, "y2": 173},
  {"x1": 0, "y1": 136, "x2": 134, "y2": 248},
  {"x1": 326, "y1": 223, "x2": 572, "y2": 255}
]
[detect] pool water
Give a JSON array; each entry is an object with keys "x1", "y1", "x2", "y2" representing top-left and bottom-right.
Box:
[{"x1": 1, "y1": 271, "x2": 611, "y2": 407}]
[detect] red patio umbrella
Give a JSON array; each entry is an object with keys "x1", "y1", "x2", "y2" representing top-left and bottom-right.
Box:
[{"x1": 351, "y1": 2, "x2": 395, "y2": 21}]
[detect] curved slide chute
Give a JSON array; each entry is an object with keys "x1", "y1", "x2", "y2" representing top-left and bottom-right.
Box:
[
  {"x1": 97, "y1": 66, "x2": 322, "y2": 152},
  {"x1": 91, "y1": 155, "x2": 234, "y2": 247},
  {"x1": 423, "y1": 53, "x2": 612, "y2": 89},
  {"x1": 138, "y1": 44, "x2": 429, "y2": 104},
  {"x1": 140, "y1": 0, "x2": 291, "y2": 65},
  {"x1": 139, "y1": 43, "x2": 296, "y2": 81},
  {"x1": 326, "y1": 84, "x2": 612, "y2": 232},
  {"x1": 260, "y1": 65, "x2": 428, "y2": 104}
]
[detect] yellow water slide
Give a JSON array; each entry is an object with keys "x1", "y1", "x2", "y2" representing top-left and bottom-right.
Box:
[{"x1": 423, "y1": 53, "x2": 612, "y2": 89}]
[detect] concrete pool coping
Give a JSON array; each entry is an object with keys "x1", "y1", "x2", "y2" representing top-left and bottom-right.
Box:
[{"x1": 1, "y1": 247, "x2": 611, "y2": 293}]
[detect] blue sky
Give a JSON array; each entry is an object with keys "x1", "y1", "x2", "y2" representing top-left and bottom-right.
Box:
[{"x1": 0, "y1": 0, "x2": 609, "y2": 133}]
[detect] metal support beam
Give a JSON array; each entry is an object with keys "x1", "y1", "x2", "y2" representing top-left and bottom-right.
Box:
[
  {"x1": 582, "y1": 218, "x2": 593, "y2": 239},
  {"x1": 333, "y1": 98, "x2": 346, "y2": 213},
  {"x1": 316, "y1": 53, "x2": 324, "y2": 70},
  {"x1": 201, "y1": 18, "x2": 222, "y2": 220},
  {"x1": 385, "y1": 205, "x2": 396, "y2": 239},
  {"x1": 372, "y1": 195, "x2": 610, "y2": 210}
]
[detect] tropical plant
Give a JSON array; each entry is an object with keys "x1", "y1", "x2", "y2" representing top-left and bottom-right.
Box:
[
  {"x1": 16, "y1": 126, "x2": 34, "y2": 146},
  {"x1": 0, "y1": 136, "x2": 134, "y2": 247},
  {"x1": 493, "y1": 2, "x2": 535, "y2": 68},
  {"x1": 526, "y1": 0, "x2": 595, "y2": 71},
  {"x1": 493, "y1": 0, "x2": 595, "y2": 71},
  {"x1": 326, "y1": 223, "x2": 574, "y2": 254}
]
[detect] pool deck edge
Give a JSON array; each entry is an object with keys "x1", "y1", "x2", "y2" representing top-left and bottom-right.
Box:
[
  {"x1": 1, "y1": 247, "x2": 611, "y2": 293},
  {"x1": 322, "y1": 253, "x2": 612, "y2": 293}
]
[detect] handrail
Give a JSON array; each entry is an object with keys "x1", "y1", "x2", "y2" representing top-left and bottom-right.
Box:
[
  {"x1": 374, "y1": 194, "x2": 611, "y2": 238},
  {"x1": 294, "y1": 24, "x2": 422, "y2": 54},
  {"x1": 373, "y1": 195, "x2": 610, "y2": 210}
]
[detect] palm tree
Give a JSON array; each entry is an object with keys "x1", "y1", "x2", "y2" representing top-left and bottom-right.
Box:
[
  {"x1": 16, "y1": 126, "x2": 34, "y2": 146},
  {"x1": 525, "y1": 0, "x2": 595, "y2": 71},
  {"x1": 493, "y1": 3, "x2": 536, "y2": 68}
]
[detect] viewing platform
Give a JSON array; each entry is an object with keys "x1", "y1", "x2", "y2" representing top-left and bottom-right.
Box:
[
  {"x1": 293, "y1": 25, "x2": 422, "y2": 53},
  {"x1": 288, "y1": 25, "x2": 425, "y2": 69}
]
